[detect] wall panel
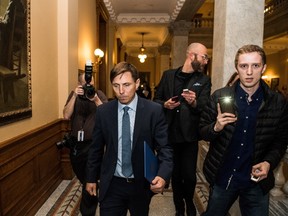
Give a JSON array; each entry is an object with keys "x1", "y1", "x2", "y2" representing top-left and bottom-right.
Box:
[{"x1": 0, "y1": 119, "x2": 72, "y2": 216}]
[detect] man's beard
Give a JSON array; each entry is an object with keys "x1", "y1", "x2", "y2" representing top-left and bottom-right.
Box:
[{"x1": 191, "y1": 58, "x2": 203, "y2": 72}]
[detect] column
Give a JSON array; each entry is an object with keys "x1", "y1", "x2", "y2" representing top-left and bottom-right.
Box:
[
  {"x1": 106, "y1": 20, "x2": 117, "y2": 98},
  {"x1": 158, "y1": 45, "x2": 171, "y2": 77},
  {"x1": 169, "y1": 20, "x2": 192, "y2": 68},
  {"x1": 211, "y1": 0, "x2": 265, "y2": 92},
  {"x1": 211, "y1": 1, "x2": 265, "y2": 214},
  {"x1": 153, "y1": 45, "x2": 171, "y2": 98}
]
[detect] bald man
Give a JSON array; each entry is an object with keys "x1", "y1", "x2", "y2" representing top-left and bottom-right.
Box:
[{"x1": 154, "y1": 43, "x2": 212, "y2": 216}]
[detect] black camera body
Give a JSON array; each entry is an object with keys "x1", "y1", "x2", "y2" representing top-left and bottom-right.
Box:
[
  {"x1": 56, "y1": 133, "x2": 74, "y2": 149},
  {"x1": 79, "y1": 61, "x2": 96, "y2": 100}
]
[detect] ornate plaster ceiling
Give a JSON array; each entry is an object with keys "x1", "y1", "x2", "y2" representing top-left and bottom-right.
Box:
[
  {"x1": 102, "y1": 0, "x2": 288, "y2": 56},
  {"x1": 103, "y1": 0, "x2": 187, "y2": 56}
]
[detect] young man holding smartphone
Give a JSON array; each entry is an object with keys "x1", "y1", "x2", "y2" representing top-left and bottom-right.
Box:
[{"x1": 199, "y1": 44, "x2": 288, "y2": 216}]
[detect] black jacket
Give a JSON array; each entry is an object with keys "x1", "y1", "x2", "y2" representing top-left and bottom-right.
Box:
[
  {"x1": 154, "y1": 67, "x2": 211, "y2": 142},
  {"x1": 199, "y1": 80, "x2": 288, "y2": 194}
]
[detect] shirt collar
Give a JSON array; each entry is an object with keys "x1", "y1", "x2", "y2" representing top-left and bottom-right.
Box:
[
  {"x1": 236, "y1": 82, "x2": 263, "y2": 102},
  {"x1": 118, "y1": 94, "x2": 138, "y2": 112}
]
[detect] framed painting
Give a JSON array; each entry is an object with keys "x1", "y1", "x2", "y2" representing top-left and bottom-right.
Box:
[{"x1": 0, "y1": 0, "x2": 31, "y2": 126}]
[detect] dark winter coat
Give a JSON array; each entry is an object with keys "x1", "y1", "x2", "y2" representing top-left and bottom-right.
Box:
[{"x1": 199, "y1": 80, "x2": 288, "y2": 194}]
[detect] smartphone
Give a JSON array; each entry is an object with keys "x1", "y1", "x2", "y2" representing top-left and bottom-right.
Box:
[
  {"x1": 250, "y1": 174, "x2": 260, "y2": 182},
  {"x1": 251, "y1": 169, "x2": 260, "y2": 182},
  {"x1": 183, "y1": 89, "x2": 189, "y2": 93},
  {"x1": 171, "y1": 96, "x2": 179, "y2": 102},
  {"x1": 218, "y1": 97, "x2": 235, "y2": 114}
]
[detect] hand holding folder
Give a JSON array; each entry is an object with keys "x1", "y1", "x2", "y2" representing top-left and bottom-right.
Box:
[{"x1": 144, "y1": 141, "x2": 159, "y2": 183}]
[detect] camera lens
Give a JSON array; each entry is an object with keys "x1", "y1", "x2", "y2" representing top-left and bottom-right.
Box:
[{"x1": 85, "y1": 84, "x2": 96, "y2": 99}]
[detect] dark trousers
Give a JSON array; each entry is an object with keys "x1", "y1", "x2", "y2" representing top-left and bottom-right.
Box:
[
  {"x1": 100, "y1": 177, "x2": 153, "y2": 216},
  {"x1": 70, "y1": 140, "x2": 98, "y2": 216},
  {"x1": 172, "y1": 141, "x2": 198, "y2": 216},
  {"x1": 202, "y1": 184, "x2": 269, "y2": 216}
]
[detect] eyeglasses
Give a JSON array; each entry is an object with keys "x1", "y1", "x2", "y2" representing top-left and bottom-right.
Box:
[{"x1": 191, "y1": 52, "x2": 209, "y2": 61}]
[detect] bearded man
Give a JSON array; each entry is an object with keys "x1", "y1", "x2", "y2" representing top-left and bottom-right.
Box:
[{"x1": 154, "y1": 43, "x2": 212, "y2": 216}]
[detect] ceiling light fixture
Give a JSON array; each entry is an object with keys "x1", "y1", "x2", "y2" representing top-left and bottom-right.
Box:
[
  {"x1": 139, "y1": 32, "x2": 146, "y2": 52},
  {"x1": 138, "y1": 32, "x2": 147, "y2": 63}
]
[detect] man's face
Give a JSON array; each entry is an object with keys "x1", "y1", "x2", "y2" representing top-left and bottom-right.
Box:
[
  {"x1": 112, "y1": 71, "x2": 140, "y2": 104},
  {"x1": 190, "y1": 52, "x2": 208, "y2": 72},
  {"x1": 236, "y1": 52, "x2": 266, "y2": 91}
]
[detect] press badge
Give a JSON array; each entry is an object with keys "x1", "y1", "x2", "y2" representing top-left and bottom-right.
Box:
[{"x1": 78, "y1": 130, "x2": 84, "y2": 141}]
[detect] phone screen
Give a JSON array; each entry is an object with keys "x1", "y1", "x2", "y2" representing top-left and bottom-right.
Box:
[
  {"x1": 171, "y1": 96, "x2": 179, "y2": 102},
  {"x1": 183, "y1": 89, "x2": 189, "y2": 93},
  {"x1": 218, "y1": 97, "x2": 235, "y2": 114}
]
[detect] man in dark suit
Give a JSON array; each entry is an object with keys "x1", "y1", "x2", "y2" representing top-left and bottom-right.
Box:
[
  {"x1": 154, "y1": 43, "x2": 211, "y2": 216},
  {"x1": 86, "y1": 62, "x2": 173, "y2": 216}
]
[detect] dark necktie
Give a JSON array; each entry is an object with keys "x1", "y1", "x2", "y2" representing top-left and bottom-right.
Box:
[{"x1": 122, "y1": 106, "x2": 132, "y2": 177}]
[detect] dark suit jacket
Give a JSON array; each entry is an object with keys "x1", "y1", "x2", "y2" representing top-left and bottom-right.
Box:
[
  {"x1": 154, "y1": 67, "x2": 211, "y2": 142},
  {"x1": 86, "y1": 96, "x2": 173, "y2": 201}
]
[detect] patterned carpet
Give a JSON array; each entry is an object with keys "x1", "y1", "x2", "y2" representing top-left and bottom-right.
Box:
[
  {"x1": 269, "y1": 195, "x2": 288, "y2": 216},
  {"x1": 47, "y1": 177, "x2": 81, "y2": 216},
  {"x1": 45, "y1": 172, "x2": 209, "y2": 216},
  {"x1": 194, "y1": 182, "x2": 209, "y2": 214},
  {"x1": 43, "y1": 172, "x2": 288, "y2": 216}
]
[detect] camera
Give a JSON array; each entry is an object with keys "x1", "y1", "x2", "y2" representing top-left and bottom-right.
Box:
[
  {"x1": 56, "y1": 133, "x2": 73, "y2": 149},
  {"x1": 79, "y1": 60, "x2": 96, "y2": 100}
]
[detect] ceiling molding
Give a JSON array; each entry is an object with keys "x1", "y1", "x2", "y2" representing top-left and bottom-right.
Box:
[
  {"x1": 171, "y1": 0, "x2": 186, "y2": 21},
  {"x1": 103, "y1": 0, "x2": 186, "y2": 23},
  {"x1": 126, "y1": 41, "x2": 159, "y2": 48},
  {"x1": 103, "y1": 0, "x2": 116, "y2": 20},
  {"x1": 117, "y1": 13, "x2": 170, "y2": 23}
]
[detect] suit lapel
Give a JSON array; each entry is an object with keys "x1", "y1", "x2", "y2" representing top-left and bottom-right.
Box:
[
  {"x1": 168, "y1": 71, "x2": 175, "y2": 96},
  {"x1": 168, "y1": 67, "x2": 181, "y2": 96},
  {"x1": 110, "y1": 100, "x2": 119, "y2": 152},
  {"x1": 132, "y1": 98, "x2": 144, "y2": 151}
]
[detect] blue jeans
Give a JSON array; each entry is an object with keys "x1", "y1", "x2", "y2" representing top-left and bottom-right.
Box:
[{"x1": 202, "y1": 184, "x2": 269, "y2": 216}]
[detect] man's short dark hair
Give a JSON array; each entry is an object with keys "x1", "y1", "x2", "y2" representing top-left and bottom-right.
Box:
[{"x1": 110, "y1": 62, "x2": 139, "y2": 83}]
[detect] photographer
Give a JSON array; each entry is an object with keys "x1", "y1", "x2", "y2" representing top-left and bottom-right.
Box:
[{"x1": 62, "y1": 67, "x2": 108, "y2": 216}]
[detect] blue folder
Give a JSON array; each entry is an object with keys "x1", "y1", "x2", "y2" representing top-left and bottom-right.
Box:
[{"x1": 144, "y1": 141, "x2": 159, "y2": 183}]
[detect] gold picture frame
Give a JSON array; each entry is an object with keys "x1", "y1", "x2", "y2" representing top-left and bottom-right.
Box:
[{"x1": 0, "y1": 0, "x2": 31, "y2": 126}]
